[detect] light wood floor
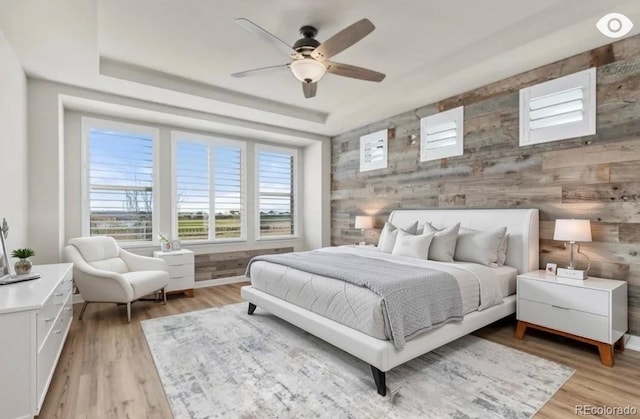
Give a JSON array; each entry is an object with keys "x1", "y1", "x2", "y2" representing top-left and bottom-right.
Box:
[{"x1": 40, "y1": 284, "x2": 640, "y2": 418}]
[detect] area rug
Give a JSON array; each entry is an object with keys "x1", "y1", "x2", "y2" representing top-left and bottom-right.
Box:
[{"x1": 141, "y1": 303, "x2": 574, "y2": 419}]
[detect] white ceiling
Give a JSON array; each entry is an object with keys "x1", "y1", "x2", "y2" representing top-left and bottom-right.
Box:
[{"x1": 1, "y1": 0, "x2": 640, "y2": 140}]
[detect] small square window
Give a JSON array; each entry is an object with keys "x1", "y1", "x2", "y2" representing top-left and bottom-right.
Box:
[
  {"x1": 360, "y1": 129, "x2": 388, "y2": 172},
  {"x1": 519, "y1": 67, "x2": 596, "y2": 146},
  {"x1": 420, "y1": 106, "x2": 464, "y2": 162}
]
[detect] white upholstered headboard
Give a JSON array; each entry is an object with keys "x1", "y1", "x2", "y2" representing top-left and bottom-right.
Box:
[{"x1": 388, "y1": 209, "x2": 539, "y2": 274}]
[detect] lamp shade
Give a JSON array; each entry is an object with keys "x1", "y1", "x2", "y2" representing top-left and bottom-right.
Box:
[
  {"x1": 290, "y1": 58, "x2": 327, "y2": 83},
  {"x1": 354, "y1": 216, "x2": 373, "y2": 229},
  {"x1": 553, "y1": 219, "x2": 592, "y2": 242}
]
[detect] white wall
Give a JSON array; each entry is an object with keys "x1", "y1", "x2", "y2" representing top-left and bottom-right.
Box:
[
  {"x1": 303, "y1": 140, "x2": 331, "y2": 249},
  {"x1": 0, "y1": 27, "x2": 28, "y2": 264},
  {"x1": 29, "y1": 78, "x2": 330, "y2": 262}
]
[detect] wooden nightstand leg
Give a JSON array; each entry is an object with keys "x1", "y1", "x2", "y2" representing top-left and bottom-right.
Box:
[
  {"x1": 597, "y1": 342, "x2": 614, "y2": 367},
  {"x1": 614, "y1": 336, "x2": 625, "y2": 351},
  {"x1": 515, "y1": 321, "x2": 528, "y2": 339}
]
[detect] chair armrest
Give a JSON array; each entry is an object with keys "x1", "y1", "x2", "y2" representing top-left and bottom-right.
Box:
[
  {"x1": 120, "y1": 249, "x2": 168, "y2": 272},
  {"x1": 64, "y1": 245, "x2": 134, "y2": 303}
]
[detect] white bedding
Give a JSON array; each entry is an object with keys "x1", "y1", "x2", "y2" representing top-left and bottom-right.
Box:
[{"x1": 249, "y1": 246, "x2": 516, "y2": 341}]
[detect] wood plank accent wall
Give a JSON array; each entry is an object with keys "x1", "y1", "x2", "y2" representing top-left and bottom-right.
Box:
[
  {"x1": 194, "y1": 247, "x2": 293, "y2": 281},
  {"x1": 331, "y1": 35, "x2": 640, "y2": 335}
]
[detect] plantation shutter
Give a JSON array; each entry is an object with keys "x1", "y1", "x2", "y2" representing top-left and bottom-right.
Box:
[
  {"x1": 88, "y1": 128, "x2": 154, "y2": 241},
  {"x1": 359, "y1": 129, "x2": 388, "y2": 172},
  {"x1": 519, "y1": 67, "x2": 596, "y2": 146},
  {"x1": 175, "y1": 140, "x2": 243, "y2": 241},
  {"x1": 420, "y1": 106, "x2": 464, "y2": 162},
  {"x1": 258, "y1": 150, "x2": 295, "y2": 237},
  {"x1": 176, "y1": 141, "x2": 210, "y2": 241},
  {"x1": 213, "y1": 146, "x2": 242, "y2": 239}
]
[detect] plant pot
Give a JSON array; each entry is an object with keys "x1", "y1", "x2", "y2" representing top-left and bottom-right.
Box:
[{"x1": 15, "y1": 258, "x2": 32, "y2": 275}]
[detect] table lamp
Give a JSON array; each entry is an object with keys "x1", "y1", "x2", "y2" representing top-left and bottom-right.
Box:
[
  {"x1": 553, "y1": 219, "x2": 592, "y2": 279},
  {"x1": 354, "y1": 216, "x2": 373, "y2": 245}
]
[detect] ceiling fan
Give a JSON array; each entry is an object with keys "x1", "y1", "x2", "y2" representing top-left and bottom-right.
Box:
[{"x1": 231, "y1": 18, "x2": 385, "y2": 98}]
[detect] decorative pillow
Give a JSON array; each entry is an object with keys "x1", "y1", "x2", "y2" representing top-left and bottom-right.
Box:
[
  {"x1": 422, "y1": 222, "x2": 460, "y2": 262},
  {"x1": 392, "y1": 230, "x2": 434, "y2": 259},
  {"x1": 497, "y1": 233, "x2": 509, "y2": 266},
  {"x1": 378, "y1": 221, "x2": 418, "y2": 253},
  {"x1": 455, "y1": 226, "x2": 508, "y2": 267}
]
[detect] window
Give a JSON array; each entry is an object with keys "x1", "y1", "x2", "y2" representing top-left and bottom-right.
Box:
[
  {"x1": 173, "y1": 132, "x2": 245, "y2": 242},
  {"x1": 359, "y1": 129, "x2": 388, "y2": 172},
  {"x1": 257, "y1": 146, "x2": 298, "y2": 238},
  {"x1": 520, "y1": 67, "x2": 596, "y2": 146},
  {"x1": 420, "y1": 106, "x2": 464, "y2": 162},
  {"x1": 82, "y1": 118, "x2": 159, "y2": 243}
]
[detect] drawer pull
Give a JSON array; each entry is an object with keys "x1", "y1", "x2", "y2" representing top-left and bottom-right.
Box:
[
  {"x1": 64, "y1": 307, "x2": 72, "y2": 311},
  {"x1": 551, "y1": 304, "x2": 570, "y2": 310},
  {"x1": 54, "y1": 330, "x2": 62, "y2": 334},
  {"x1": 44, "y1": 318, "x2": 54, "y2": 323},
  {"x1": 54, "y1": 292, "x2": 64, "y2": 297}
]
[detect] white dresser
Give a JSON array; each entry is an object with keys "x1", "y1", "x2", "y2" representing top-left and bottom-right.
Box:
[
  {"x1": 516, "y1": 270, "x2": 627, "y2": 366},
  {"x1": 0, "y1": 263, "x2": 73, "y2": 419},
  {"x1": 153, "y1": 249, "x2": 195, "y2": 297}
]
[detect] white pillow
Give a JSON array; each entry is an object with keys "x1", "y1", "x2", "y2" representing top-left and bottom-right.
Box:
[
  {"x1": 455, "y1": 226, "x2": 508, "y2": 267},
  {"x1": 497, "y1": 233, "x2": 509, "y2": 266},
  {"x1": 422, "y1": 222, "x2": 460, "y2": 262},
  {"x1": 378, "y1": 221, "x2": 418, "y2": 253},
  {"x1": 392, "y1": 230, "x2": 434, "y2": 259}
]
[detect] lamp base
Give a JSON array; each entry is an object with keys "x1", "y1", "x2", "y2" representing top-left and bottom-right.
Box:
[{"x1": 557, "y1": 268, "x2": 587, "y2": 280}]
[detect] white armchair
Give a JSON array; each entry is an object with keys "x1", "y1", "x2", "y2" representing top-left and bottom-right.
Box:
[{"x1": 64, "y1": 236, "x2": 170, "y2": 322}]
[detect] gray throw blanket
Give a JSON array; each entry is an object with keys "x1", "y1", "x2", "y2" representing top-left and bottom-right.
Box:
[{"x1": 246, "y1": 251, "x2": 463, "y2": 349}]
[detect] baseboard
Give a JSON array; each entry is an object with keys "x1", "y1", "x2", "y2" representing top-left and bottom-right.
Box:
[
  {"x1": 194, "y1": 276, "x2": 249, "y2": 288},
  {"x1": 625, "y1": 334, "x2": 640, "y2": 352},
  {"x1": 71, "y1": 276, "x2": 249, "y2": 305}
]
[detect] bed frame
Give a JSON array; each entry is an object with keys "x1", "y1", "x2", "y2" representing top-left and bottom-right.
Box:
[{"x1": 241, "y1": 208, "x2": 539, "y2": 396}]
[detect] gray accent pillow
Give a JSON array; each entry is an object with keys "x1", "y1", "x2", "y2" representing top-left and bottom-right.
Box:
[
  {"x1": 392, "y1": 230, "x2": 434, "y2": 259},
  {"x1": 422, "y1": 222, "x2": 460, "y2": 262},
  {"x1": 497, "y1": 233, "x2": 509, "y2": 266},
  {"x1": 455, "y1": 226, "x2": 508, "y2": 267},
  {"x1": 378, "y1": 221, "x2": 418, "y2": 253}
]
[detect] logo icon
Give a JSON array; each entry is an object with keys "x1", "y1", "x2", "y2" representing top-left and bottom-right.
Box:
[{"x1": 597, "y1": 13, "x2": 633, "y2": 38}]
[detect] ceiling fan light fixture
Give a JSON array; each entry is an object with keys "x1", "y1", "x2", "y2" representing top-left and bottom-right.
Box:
[{"x1": 290, "y1": 59, "x2": 326, "y2": 83}]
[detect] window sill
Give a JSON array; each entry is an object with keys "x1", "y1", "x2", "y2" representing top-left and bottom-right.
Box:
[{"x1": 255, "y1": 236, "x2": 300, "y2": 242}]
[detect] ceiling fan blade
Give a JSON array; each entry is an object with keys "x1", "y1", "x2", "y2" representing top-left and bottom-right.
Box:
[
  {"x1": 231, "y1": 64, "x2": 289, "y2": 78},
  {"x1": 235, "y1": 18, "x2": 296, "y2": 58},
  {"x1": 325, "y1": 61, "x2": 385, "y2": 82},
  {"x1": 302, "y1": 82, "x2": 317, "y2": 98},
  {"x1": 311, "y1": 18, "x2": 375, "y2": 60}
]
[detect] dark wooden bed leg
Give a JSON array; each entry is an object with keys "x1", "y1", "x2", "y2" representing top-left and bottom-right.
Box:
[
  {"x1": 370, "y1": 365, "x2": 386, "y2": 396},
  {"x1": 247, "y1": 302, "x2": 257, "y2": 315}
]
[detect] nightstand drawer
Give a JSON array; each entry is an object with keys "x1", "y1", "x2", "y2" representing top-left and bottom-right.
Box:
[
  {"x1": 168, "y1": 263, "x2": 194, "y2": 278},
  {"x1": 166, "y1": 275, "x2": 195, "y2": 292},
  {"x1": 518, "y1": 299, "x2": 610, "y2": 342},
  {"x1": 161, "y1": 253, "x2": 194, "y2": 266},
  {"x1": 518, "y1": 278, "x2": 608, "y2": 316}
]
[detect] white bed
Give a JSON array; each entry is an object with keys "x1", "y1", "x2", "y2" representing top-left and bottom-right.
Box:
[{"x1": 241, "y1": 208, "x2": 539, "y2": 396}]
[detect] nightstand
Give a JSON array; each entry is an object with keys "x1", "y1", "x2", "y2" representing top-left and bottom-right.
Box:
[
  {"x1": 515, "y1": 270, "x2": 627, "y2": 367},
  {"x1": 153, "y1": 249, "x2": 195, "y2": 297}
]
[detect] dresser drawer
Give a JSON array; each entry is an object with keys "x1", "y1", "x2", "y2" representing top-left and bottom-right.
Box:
[
  {"x1": 162, "y1": 253, "x2": 194, "y2": 266},
  {"x1": 37, "y1": 297, "x2": 56, "y2": 351},
  {"x1": 518, "y1": 278, "x2": 609, "y2": 316},
  {"x1": 518, "y1": 299, "x2": 610, "y2": 342},
  {"x1": 36, "y1": 308, "x2": 69, "y2": 407}
]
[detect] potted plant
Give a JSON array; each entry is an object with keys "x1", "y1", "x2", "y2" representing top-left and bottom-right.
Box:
[{"x1": 11, "y1": 248, "x2": 35, "y2": 275}]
